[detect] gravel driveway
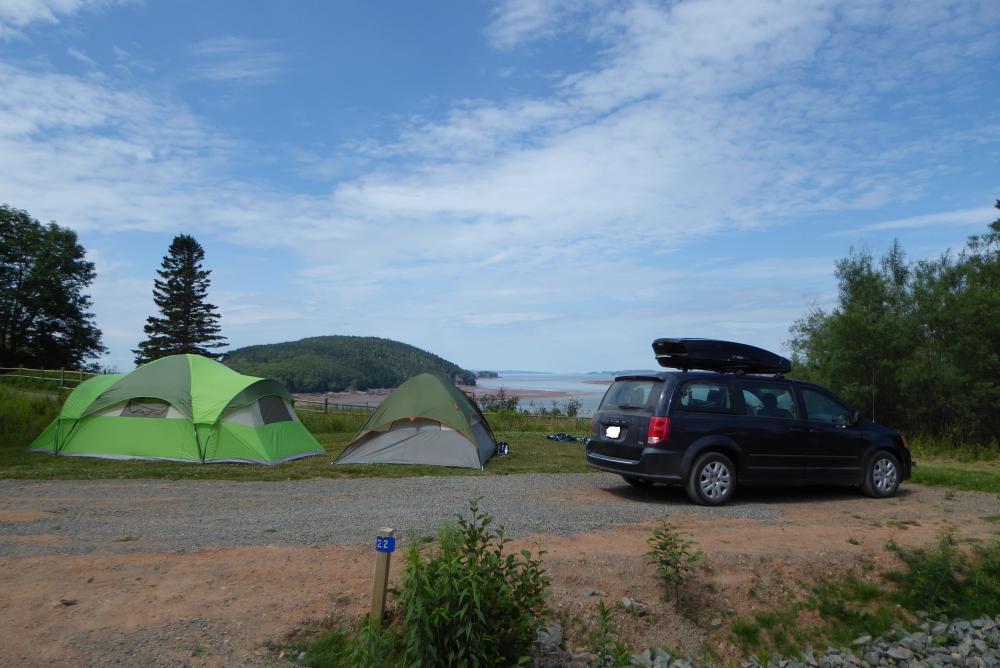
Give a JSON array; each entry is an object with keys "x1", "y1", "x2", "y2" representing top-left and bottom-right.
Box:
[{"x1": 0, "y1": 472, "x2": 784, "y2": 556}]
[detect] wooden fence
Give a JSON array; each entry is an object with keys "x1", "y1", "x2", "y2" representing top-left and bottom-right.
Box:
[{"x1": 0, "y1": 366, "x2": 98, "y2": 389}]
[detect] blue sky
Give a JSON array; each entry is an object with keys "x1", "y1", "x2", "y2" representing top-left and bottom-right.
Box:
[{"x1": 2, "y1": 1, "x2": 998, "y2": 373}]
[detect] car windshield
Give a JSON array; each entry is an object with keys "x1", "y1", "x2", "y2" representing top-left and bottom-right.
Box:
[{"x1": 600, "y1": 379, "x2": 663, "y2": 411}]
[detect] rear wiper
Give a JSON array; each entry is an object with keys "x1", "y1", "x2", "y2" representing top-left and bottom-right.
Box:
[{"x1": 617, "y1": 404, "x2": 643, "y2": 410}]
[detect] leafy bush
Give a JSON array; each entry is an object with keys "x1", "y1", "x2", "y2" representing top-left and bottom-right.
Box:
[
  {"x1": 646, "y1": 519, "x2": 702, "y2": 594},
  {"x1": 399, "y1": 498, "x2": 550, "y2": 667},
  {"x1": 297, "y1": 621, "x2": 404, "y2": 668}
]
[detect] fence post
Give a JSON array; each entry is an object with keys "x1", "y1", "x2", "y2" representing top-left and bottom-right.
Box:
[
  {"x1": 324, "y1": 397, "x2": 329, "y2": 414},
  {"x1": 40, "y1": 366, "x2": 44, "y2": 381},
  {"x1": 60, "y1": 368, "x2": 65, "y2": 387}
]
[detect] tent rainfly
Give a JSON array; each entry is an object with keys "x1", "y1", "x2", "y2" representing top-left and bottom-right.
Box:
[
  {"x1": 335, "y1": 373, "x2": 497, "y2": 469},
  {"x1": 29, "y1": 354, "x2": 323, "y2": 465}
]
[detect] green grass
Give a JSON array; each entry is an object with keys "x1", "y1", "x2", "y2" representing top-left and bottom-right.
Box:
[
  {"x1": 0, "y1": 385, "x2": 593, "y2": 481},
  {"x1": 730, "y1": 536, "x2": 1000, "y2": 658},
  {"x1": 908, "y1": 434, "x2": 999, "y2": 462},
  {"x1": 912, "y1": 460, "x2": 1000, "y2": 494}
]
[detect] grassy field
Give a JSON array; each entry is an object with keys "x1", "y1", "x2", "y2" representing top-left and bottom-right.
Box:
[
  {"x1": 0, "y1": 385, "x2": 592, "y2": 480},
  {"x1": 5, "y1": 381, "x2": 1000, "y2": 492}
]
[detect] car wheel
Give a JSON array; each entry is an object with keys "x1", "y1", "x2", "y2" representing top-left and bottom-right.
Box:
[
  {"x1": 862, "y1": 451, "x2": 901, "y2": 498},
  {"x1": 622, "y1": 475, "x2": 654, "y2": 487},
  {"x1": 686, "y1": 452, "x2": 736, "y2": 505}
]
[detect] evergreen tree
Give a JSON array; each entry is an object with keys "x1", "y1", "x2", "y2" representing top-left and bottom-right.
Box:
[
  {"x1": 133, "y1": 234, "x2": 227, "y2": 365},
  {"x1": 0, "y1": 204, "x2": 105, "y2": 368}
]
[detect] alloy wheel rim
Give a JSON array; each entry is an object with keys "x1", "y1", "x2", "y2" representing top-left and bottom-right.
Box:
[
  {"x1": 699, "y1": 461, "x2": 731, "y2": 499},
  {"x1": 873, "y1": 458, "x2": 898, "y2": 493}
]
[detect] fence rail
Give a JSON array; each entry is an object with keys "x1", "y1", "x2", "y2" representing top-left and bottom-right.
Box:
[
  {"x1": 0, "y1": 366, "x2": 98, "y2": 389},
  {"x1": 293, "y1": 393, "x2": 592, "y2": 428}
]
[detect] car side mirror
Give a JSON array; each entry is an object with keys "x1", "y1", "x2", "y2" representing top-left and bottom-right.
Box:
[{"x1": 833, "y1": 413, "x2": 851, "y2": 428}]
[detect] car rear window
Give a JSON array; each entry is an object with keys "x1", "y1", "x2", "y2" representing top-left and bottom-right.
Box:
[
  {"x1": 600, "y1": 379, "x2": 663, "y2": 412},
  {"x1": 677, "y1": 380, "x2": 732, "y2": 412}
]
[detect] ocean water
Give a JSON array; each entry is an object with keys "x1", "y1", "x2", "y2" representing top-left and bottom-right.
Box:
[{"x1": 473, "y1": 374, "x2": 614, "y2": 416}]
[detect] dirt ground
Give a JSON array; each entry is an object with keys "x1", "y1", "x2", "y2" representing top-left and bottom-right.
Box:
[{"x1": 2, "y1": 483, "x2": 999, "y2": 667}]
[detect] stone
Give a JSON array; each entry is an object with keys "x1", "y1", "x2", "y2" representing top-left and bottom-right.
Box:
[
  {"x1": 535, "y1": 622, "x2": 563, "y2": 648},
  {"x1": 621, "y1": 597, "x2": 650, "y2": 617},
  {"x1": 710, "y1": 618, "x2": 723, "y2": 629},
  {"x1": 863, "y1": 651, "x2": 882, "y2": 666},
  {"x1": 852, "y1": 635, "x2": 872, "y2": 646},
  {"x1": 582, "y1": 587, "x2": 598, "y2": 597},
  {"x1": 887, "y1": 646, "x2": 913, "y2": 661},
  {"x1": 59, "y1": 599, "x2": 78, "y2": 606}
]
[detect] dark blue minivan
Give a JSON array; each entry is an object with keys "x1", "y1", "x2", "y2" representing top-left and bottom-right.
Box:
[{"x1": 586, "y1": 341, "x2": 911, "y2": 505}]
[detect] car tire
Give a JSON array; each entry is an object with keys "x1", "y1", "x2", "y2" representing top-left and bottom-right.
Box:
[
  {"x1": 622, "y1": 475, "x2": 654, "y2": 487},
  {"x1": 686, "y1": 452, "x2": 736, "y2": 505},
  {"x1": 862, "y1": 450, "x2": 901, "y2": 498}
]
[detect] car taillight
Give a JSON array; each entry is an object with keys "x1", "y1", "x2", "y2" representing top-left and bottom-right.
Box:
[{"x1": 647, "y1": 416, "x2": 670, "y2": 446}]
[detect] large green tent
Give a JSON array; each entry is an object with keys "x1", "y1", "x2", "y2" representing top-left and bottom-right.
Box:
[
  {"x1": 29, "y1": 354, "x2": 323, "y2": 465},
  {"x1": 335, "y1": 373, "x2": 497, "y2": 469}
]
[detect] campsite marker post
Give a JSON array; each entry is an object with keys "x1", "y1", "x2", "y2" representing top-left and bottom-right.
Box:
[{"x1": 370, "y1": 527, "x2": 396, "y2": 623}]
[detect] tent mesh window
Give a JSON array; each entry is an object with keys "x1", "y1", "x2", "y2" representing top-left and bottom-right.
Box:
[
  {"x1": 259, "y1": 395, "x2": 294, "y2": 424},
  {"x1": 121, "y1": 399, "x2": 170, "y2": 418}
]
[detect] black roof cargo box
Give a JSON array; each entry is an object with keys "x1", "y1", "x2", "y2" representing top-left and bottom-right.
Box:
[{"x1": 652, "y1": 338, "x2": 791, "y2": 375}]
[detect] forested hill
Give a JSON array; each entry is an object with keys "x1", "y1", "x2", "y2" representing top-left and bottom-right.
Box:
[{"x1": 223, "y1": 336, "x2": 476, "y2": 393}]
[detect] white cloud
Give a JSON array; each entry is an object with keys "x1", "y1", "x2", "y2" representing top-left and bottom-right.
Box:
[
  {"x1": 486, "y1": 0, "x2": 598, "y2": 48},
  {"x1": 66, "y1": 46, "x2": 94, "y2": 65},
  {"x1": 0, "y1": 0, "x2": 124, "y2": 39},
  {"x1": 830, "y1": 207, "x2": 996, "y2": 237},
  {"x1": 185, "y1": 35, "x2": 287, "y2": 84}
]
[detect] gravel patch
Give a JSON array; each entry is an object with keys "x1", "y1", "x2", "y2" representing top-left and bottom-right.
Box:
[{"x1": 0, "y1": 473, "x2": 783, "y2": 556}]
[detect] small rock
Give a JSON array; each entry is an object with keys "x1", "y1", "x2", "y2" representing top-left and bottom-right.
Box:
[
  {"x1": 863, "y1": 651, "x2": 881, "y2": 665},
  {"x1": 887, "y1": 646, "x2": 913, "y2": 661},
  {"x1": 59, "y1": 599, "x2": 78, "y2": 606},
  {"x1": 710, "y1": 617, "x2": 723, "y2": 629},
  {"x1": 852, "y1": 635, "x2": 871, "y2": 646},
  {"x1": 582, "y1": 587, "x2": 598, "y2": 597},
  {"x1": 621, "y1": 597, "x2": 650, "y2": 616}
]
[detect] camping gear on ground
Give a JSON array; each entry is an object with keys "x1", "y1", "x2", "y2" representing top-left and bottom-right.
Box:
[
  {"x1": 496, "y1": 441, "x2": 510, "y2": 456},
  {"x1": 546, "y1": 432, "x2": 586, "y2": 443},
  {"x1": 652, "y1": 338, "x2": 791, "y2": 374},
  {"x1": 29, "y1": 354, "x2": 323, "y2": 464},
  {"x1": 334, "y1": 373, "x2": 498, "y2": 469}
]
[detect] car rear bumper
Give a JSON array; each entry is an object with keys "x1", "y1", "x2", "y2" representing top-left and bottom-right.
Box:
[{"x1": 586, "y1": 447, "x2": 685, "y2": 482}]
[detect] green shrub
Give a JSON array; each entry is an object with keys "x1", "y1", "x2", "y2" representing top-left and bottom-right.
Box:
[
  {"x1": 646, "y1": 519, "x2": 702, "y2": 595},
  {"x1": 399, "y1": 498, "x2": 550, "y2": 667}
]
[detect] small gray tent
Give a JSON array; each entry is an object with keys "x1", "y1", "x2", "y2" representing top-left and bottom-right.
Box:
[{"x1": 334, "y1": 373, "x2": 497, "y2": 469}]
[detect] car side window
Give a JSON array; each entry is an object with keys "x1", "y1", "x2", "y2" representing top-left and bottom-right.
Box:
[
  {"x1": 741, "y1": 382, "x2": 798, "y2": 419},
  {"x1": 801, "y1": 388, "x2": 851, "y2": 424},
  {"x1": 678, "y1": 381, "x2": 732, "y2": 412}
]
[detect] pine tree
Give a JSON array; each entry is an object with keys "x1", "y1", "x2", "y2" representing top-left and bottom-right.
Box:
[{"x1": 133, "y1": 234, "x2": 227, "y2": 365}]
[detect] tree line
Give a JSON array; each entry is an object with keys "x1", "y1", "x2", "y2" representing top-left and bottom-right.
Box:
[
  {"x1": 789, "y1": 200, "x2": 1000, "y2": 447},
  {"x1": 1, "y1": 204, "x2": 225, "y2": 370}
]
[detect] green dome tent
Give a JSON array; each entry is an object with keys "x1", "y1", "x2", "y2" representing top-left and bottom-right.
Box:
[
  {"x1": 29, "y1": 354, "x2": 323, "y2": 465},
  {"x1": 335, "y1": 373, "x2": 497, "y2": 469}
]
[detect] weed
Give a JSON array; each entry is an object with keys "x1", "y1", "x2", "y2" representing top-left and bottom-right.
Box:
[
  {"x1": 848, "y1": 537, "x2": 861, "y2": 545},
  {"x1": 983, "y1": 515, "x2": 1000, "y2": 523},
  {"x1": 646, "y1": 518, "x2": 703, "y2": 597},
  {"x1": 115, "y1": 535, "x2": 137, "y2": 542},
  {"x1": 587, "y1": 601, "x2": 631, "y2": 667},
  {"x1": 944, "y1": 490, "x2": 956, "y2": 500}
]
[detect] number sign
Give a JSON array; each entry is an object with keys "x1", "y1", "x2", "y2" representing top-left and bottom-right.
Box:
[{"x1": 375, "y1": 536, "x2": 396, "y2": 553}]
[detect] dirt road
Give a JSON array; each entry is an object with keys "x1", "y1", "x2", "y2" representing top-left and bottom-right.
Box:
[{"x1": 1, "y1": 475, "x2": 998, "y2": 666}]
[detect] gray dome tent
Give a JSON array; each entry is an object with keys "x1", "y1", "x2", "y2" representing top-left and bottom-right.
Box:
[{"x1": 334, "y1": 374, "x2": 497, "y2": 469}]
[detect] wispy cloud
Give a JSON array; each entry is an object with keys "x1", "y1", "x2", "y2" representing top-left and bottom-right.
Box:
[
  {"x1": 486, "y1": 0, "x2": 597, "y2": 48},
  {"x1": 186, "y1": 35, "x2": 287, "y2": 84},
  {"x1": 0, "y1": 0, "x2": 125, "y2": 40},
  {"x1": 830, "y1": 207, "x2": 997, "y2": 237},
  {"x1": 66, "y1": 46, "x2": 95, "y2": 66}
]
